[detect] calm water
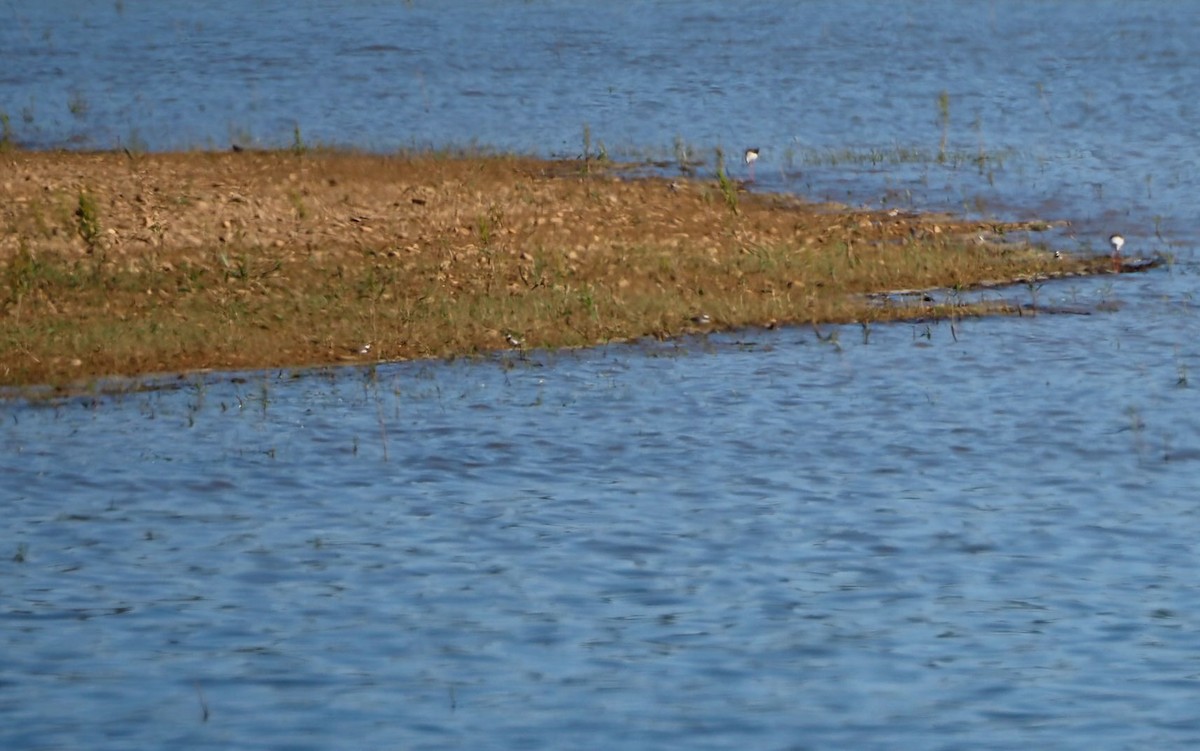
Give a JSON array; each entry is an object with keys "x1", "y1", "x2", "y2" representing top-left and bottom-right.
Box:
[{"x1": 4, "y1": 2, "x2": 1200, "y2": 749}]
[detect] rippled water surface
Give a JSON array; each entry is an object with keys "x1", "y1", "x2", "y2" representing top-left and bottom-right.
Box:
[
  {"x1": 4, "y1": 2, "x2": 1200, "y2": 749},
  {"x1": 6, "y1": 270, "x2": 1200, "y2": 750}
]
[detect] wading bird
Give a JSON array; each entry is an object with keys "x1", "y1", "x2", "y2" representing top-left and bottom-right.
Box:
[
  {"x1": 743, "y1": 148, "x2": 759, "y2": 182},
  {"x1": 1109, "y1": 233, "x2": 1124, "y2": 272}
]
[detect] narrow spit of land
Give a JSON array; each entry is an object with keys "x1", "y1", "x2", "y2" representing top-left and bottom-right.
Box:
[{"x1": 1, "y1": 149, "x2": 1101, "y2": 390}]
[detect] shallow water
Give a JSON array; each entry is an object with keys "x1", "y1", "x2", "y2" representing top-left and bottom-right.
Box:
[{"x1": 4, "y1": 2, "x2": 1200, "y2": 749}]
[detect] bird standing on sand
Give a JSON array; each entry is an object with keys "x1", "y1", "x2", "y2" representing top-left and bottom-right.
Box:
[
  {"x1": 744, "y1": 148, "x2": 760, "y2": 182},
  {"x1": 1109, "y1": 234, "x2": 1125, "y2": 272}
]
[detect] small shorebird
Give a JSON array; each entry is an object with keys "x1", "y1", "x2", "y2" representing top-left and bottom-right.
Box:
[
  {"x1": 1109, "y1": 234, "x2": 1125, "y2": 272},
  {"x1": 743, "y1": 148, "x2": 759, "y2": 182},
  {"x1": 337, "y1": 342, "x2": 372, "y2": 361}
]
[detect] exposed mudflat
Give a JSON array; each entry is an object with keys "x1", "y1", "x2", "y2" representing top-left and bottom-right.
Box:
[{"x1": 1, "y1": 150, "x2": 1088, "y2": 389}]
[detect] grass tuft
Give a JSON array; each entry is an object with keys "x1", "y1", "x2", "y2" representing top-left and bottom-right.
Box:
[
  {"x1": 0, "y1": 112, "x2": 14, "y2": 152},
  {"x1": 714, "y1": 147, "x2": 739, "y2": 214},
  {"x1": 75, "y1": 191, "x2": 102, "y2": 252}
]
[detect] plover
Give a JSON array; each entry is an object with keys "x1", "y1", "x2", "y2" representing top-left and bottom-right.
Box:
[
  {"x1": 1109, "y1": 234, "x2": 1125, "y2": 272},
  {"x1": 743, "y1": 148, "x2": 760, "y2": 182}
]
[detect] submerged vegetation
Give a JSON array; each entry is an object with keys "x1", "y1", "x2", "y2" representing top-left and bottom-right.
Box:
[{"x1": 0, "y1": 148, "x2": 1115, "y2": 391}]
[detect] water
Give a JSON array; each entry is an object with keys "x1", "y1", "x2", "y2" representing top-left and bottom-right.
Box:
[
  {"x1": 7, "y1": 272, "x2": 1200, "y2": 750},
  {"x1": 4, "y1": 2, "x2": 1200, "y2": 749},
  {"x1": 4, "y1": 1, "x2": 1199, "y2": 249}
]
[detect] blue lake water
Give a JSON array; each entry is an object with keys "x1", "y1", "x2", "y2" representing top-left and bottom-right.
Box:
[
  {"x1": 4, "y1": 2, "x2": 1200, "y2": 749},
  {"x1": 4, "y1": 0, "x2": 1200, "y2": 252}
]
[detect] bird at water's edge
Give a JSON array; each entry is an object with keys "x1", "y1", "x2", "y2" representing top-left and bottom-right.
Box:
[
  {"x1": 1109, "y1": 233, "x2": 1124, "y2": 272},
  {"x1": 743, "y1": 148, "x2": 759, "y2": 182}
]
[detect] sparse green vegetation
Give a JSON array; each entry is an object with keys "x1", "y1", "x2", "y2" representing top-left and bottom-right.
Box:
[
  {"x1": 292, "y1": 124, "x2": 307, "y2": 155},
  {"x1": 75, "y1": 191, "x2": 102, "y2": 253},
  {"x1": 673, "y1": 135, "x2": 693, "y2": 175},
  {"x1": 0, "y1": 112, "x2": 14, "y2": 152},
  {"x1": 579, "y1": 123, "x2": 609, "y2": 173},
  {"x1": 288, "y1": 190, "x2": 308, "y2": 220},
  {"x1": 714, "y1": 147, "x2": 739, "y2": 214}
]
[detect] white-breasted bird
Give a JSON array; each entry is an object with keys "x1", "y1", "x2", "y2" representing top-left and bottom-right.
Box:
[
  {"x1": 743, "y1": 148, "x2": 759, "y2": 182},
  {"x1": 1109, "y1": 233, "x2": 1125, "y2": 271}
]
